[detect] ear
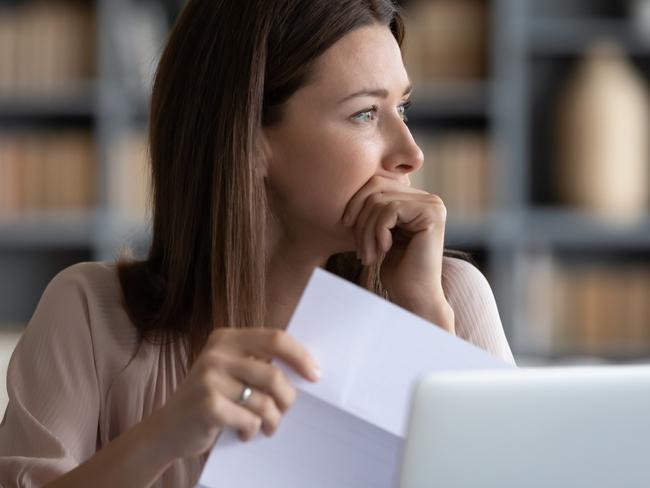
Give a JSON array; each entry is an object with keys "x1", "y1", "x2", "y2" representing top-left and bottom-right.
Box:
[{"x1": 258, "y1": 129, "x2": 273, "y2": 178}]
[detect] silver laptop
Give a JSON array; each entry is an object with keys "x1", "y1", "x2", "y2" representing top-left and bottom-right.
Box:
[{"x1": 398, "y1": 366, "x2": 650, "y2": 488}]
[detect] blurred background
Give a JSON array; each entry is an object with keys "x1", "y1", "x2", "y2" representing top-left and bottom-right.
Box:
[{"x1": 3, "y1": 0, "x2": 650, "y2": 411}]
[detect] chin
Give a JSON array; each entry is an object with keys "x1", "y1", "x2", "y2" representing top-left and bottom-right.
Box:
[{"x1": 325, "y1": 228, "x2": 357, "y2": 256}]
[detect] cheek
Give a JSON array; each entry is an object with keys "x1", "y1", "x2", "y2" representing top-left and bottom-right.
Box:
[{"x1": 267, "y1": 126, "x2": 379, "y2": 224}]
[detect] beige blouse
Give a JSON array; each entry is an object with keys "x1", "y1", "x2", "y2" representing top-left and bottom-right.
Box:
[{"x1": 0, "y1": 258, "x2": 515, "y2": 487}]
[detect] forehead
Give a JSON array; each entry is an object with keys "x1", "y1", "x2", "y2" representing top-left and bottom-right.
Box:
[{"x1": 303, "y1": 24, "x2": 409, "y2": 97}]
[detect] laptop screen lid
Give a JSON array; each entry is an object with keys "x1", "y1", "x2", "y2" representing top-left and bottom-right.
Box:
[{"x1": 398, "y1": 366, "x2": 650, "y2": 488}]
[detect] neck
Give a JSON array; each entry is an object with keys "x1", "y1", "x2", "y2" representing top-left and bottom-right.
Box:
[{"x1": 266, "y1": 236, "x2": 330, "y2": 330}]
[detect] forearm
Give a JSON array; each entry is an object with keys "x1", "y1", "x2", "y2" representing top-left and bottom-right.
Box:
[
  {"x1": 394, "y1": 292, "x2": 456, "y2": 334},
  {"x1": 45, "y1": 409, "x2": 176, "y2": 488}
]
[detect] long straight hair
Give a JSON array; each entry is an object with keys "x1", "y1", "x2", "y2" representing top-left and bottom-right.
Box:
[{"x1": 118, "y1": 0, "x2": 457, "y2": 366}]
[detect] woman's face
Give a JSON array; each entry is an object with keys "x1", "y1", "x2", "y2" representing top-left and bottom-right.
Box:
[{"x1": 263, "y1": 23, "x2": 423, "y2": 254}]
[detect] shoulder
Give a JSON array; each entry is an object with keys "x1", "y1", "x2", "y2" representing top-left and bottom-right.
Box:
[
  {"x1": 23, "y1": 261, "x2": 140, "y2": 370},
  {"x1": 441, "y1": 256, "x2": 492, "y2": 298},
  {"x1": 441, "y1": 256, "x2": 516, "y2": 365},
  {"x1": 45, "y1": 261, "x2": 119, "y2": 297},
  {"x1": 41, "y1": 261, "x2": 125, "y2": 316}
]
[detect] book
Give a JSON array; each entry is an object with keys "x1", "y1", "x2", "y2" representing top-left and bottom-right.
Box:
[
  {"x1": 402, "y1": 0, "x2": 488, "y2": 83},
  {"x1": 411, "y1": 131, "x2": 490, "y2": 215},
  {"x1": 526, "y1": 256, "x2": 650, "y2": 357},
  {"x1": 0, "y1": 0, "x2": 94, "y2": 97},
  {"x1": 0, "y1": 131, "x2": 96, "y2": 213}
]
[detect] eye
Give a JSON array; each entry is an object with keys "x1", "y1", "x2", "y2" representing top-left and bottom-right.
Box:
[
  {"x1": 397, "y1": 100, "x2": 412, "y2": 123},
  {"x1": 352, "y1": 105, "x2": 378, "y2": 123}
]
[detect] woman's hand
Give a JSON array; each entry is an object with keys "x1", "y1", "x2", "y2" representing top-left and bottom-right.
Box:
[
  {"x1": 342, "y1": 175, "x2": 455, "y2": 334},
  {"x1": 150, "y1": 328, "x2": 321, "y2": 460}
]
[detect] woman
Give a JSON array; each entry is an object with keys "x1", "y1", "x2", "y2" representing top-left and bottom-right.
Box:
[{"x1": 0, "y1": 0, "x2": 515, "y2": 486}]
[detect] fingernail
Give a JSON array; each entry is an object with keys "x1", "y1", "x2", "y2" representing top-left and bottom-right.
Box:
[{"x1": 310, "y1": 366, "x2": 322, "y2": 381}]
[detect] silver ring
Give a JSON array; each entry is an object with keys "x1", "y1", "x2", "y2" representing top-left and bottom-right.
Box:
[{"x1": 238, "y1": 385, "x2": 253, "y2": 405}]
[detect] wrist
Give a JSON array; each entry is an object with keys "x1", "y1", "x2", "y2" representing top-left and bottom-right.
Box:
[
  {"x1": 393, "y1": 292, "x2": 455, "y2": 334},
  {"x1": 126, "y1": 407, "x2": 180, "y2": 476},
  {"x1": 421, "y1": 301, "x2": 455, "y2": 334}
]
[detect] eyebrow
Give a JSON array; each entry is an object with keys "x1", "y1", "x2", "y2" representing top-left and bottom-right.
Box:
[{"x1": 337, "y1": 83, "x2": 413, "y2": 105}]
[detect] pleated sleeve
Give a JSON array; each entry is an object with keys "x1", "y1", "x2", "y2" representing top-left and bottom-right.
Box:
[
  {"x1": 0, "y1": 266, "x2": 101, "y2": 487},
  {"x1": 442, "y1": 257, "x2": 516, "y2": 365}
]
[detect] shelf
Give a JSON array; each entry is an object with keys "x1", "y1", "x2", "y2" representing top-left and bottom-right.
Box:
[
  {"x1": 408, "y1": 81, "x2": 490, "y2": 120},
  {"x1": 0, "y1": 210, "x2": 96, "y2": 248},
  {"x1": 0, "y1": 210, "x2": 153, "y2": 252},
  {"x1": 0, "y1": 84, "x2": 96, "y2": 121},
  {"x1": 94, "y1": 212, "x2": 151, "y2": 248},
  {"x1": 527, "y1": 19, "x2": 650, "y2": 56},
  {"x1": 515, "y1": 342, "x2": 650, "y2": 364},
  {"x1": 445, "y1": 208, "x2": 650, "y2": 249},
  {"x1": 444, "y1": 215, "x2": 491, "y2": 247},
  {"x1": 521, "y1": 209, "x2": 650, "y2": 248}
]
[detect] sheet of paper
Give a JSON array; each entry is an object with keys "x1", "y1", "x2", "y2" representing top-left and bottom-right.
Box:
[
  {"x1": 197, "y1": 267, "x2": 513, "y2": 487},
  {"x1": 197, "y1": 390, "x2": 402, "y2": 488}
]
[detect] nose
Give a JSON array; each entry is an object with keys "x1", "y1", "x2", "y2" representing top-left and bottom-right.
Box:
[{"x1": 380, "y1": 119, "x2": 424, "y2": 177}]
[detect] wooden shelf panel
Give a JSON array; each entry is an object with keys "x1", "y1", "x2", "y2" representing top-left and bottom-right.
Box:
[{"x1": 527, "y1": 19, "x2": 650, "y2": 56}]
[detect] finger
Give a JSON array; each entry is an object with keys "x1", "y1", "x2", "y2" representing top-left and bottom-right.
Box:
[
  {"x1": 206, "y1": 392, "x2": 262, "y2": 442},
  {"x1": 211, "y1": 353, "x2": 297, "y2": 412},
  {"x1": 361, "y1": 202, "x2": 390, "y2": 265},
  {"x1": 241, "y1": 389, "x2": 284, "y2": 436},
  {"x1": 375, "y1": 204, "x2": 399, "y2": 255},
  {"x1": 354, "y1": 192, "x2": 386, "y2": 261},
  {"x1": 342, "y1": 177, "x2": 426, "y2": 227},
  {"x1": 354, "y1": 193, "x2": 434, "y2": 261},
  {"x1": 349, "y1": 190, "x2": 431, "y2": 235},
  {"x1": 353, "y1": 192, "x2": 406, "y2": 255},
  {"x1": 197, "y1": 354, "x2": 287, "y2": 438},
  {"x1": 391, "y1": 197, "x2": 447, "y2": 234},
  {"x1": 215, "y1": 376, "x2": 284, "y2": 437},
  {"x1": 228, "y1": 329, "x2": 321, "y2": 382}
]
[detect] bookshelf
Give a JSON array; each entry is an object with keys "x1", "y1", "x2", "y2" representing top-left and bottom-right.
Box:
[
  {"x1": 403, "y1": 0, "x2": 650, "y2": 364},
  {"x1": 1, "y1": 0, "x2": 650, "y2": 365},
  {"x1": 0, "y1": 0, "x2": 167, "y2": 324}
]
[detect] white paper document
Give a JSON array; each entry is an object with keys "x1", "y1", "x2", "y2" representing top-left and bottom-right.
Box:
[{"x1": 197, "y1": 267, "x2": 513, "y2": 488}]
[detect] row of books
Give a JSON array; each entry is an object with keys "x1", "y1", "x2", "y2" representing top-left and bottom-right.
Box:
[
  {"x1": 0, "y1": 0, "x2": 95, "y2": 96},
  {"x1": 0, "y1": 129, "x2": 152, "y2": 216},
  {"x1": 0, "y1": 131, "x2": 96, "y2": 211},
  {"x1": 108, "y1": 130, "x2": 150, "y2": 219},
  {"x1": 527, "y1": 257, "x2": 650, "y2": 357},
  {"x1": 410, "y1": 131, "x2": 490, "y2": 214},
  {"x1": 402, "y1": 0, "x2": 488, "y2": 83}
]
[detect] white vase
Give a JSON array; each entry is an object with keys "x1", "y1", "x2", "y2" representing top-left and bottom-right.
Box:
[{"x1": 554, "y1": 41, "x2": 650, "y2": 222}]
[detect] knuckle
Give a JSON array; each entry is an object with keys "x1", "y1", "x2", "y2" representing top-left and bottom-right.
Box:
[
  {"x1": 267, "y1": 367, "x2": 285, "y2": 392},
  {"x1": 369, "y1": 175, "x2": 383, "y2": 187},
  {"x1": 208, "y1": 328, "x2": 226, "y2": 346},
  {"x1": 437, "y1": 202, "x2": 448, "y2": 219},
  {"x1": 248, "y1": 416, "x2": 262, "y2": 435},
  {"x1": 283, "y1": 385, "x2": 297, "y2": 411},
  {"x1": 265, "y1": 416, "x2": 281, "y2": 436},
  {"x1": 368, "y1": 193, "x2": 383, "y2": 205},
  {"x1": 268, "y1": 329, "x2": 287, "y2": 350},
  {"x1": 210, "y1": 352, "x2": 226, "y2": 369},
  {"x1": 260, "y1": 395, "x2": 276, "y2": 417},
  {"x1": 197, "y1": 369, "x2": 215, "y2": 393},
  {"x1": 204, "y1": 392, "x2": 223, "y2": 423}
]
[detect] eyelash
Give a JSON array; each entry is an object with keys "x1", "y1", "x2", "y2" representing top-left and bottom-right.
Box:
[{"x1": 352, "y1": 100, "x2": 412, "y2": 124}]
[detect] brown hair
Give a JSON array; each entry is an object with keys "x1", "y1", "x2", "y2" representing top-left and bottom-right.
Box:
[{"x1": 118, "y1": 0, "x2": 458, "y2": 366}]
